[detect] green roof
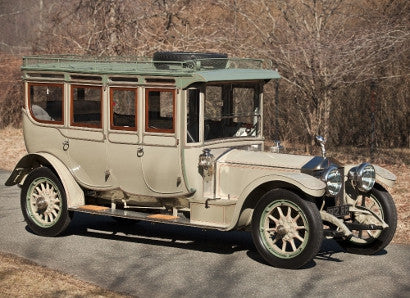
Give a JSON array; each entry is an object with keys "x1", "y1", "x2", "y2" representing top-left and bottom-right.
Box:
[
  {"x1": 194, "y1": 69, "x2": 280, "y2": 82},
  {"x1": 22, "y1": 55, "x2": 280, "y2": 88}
]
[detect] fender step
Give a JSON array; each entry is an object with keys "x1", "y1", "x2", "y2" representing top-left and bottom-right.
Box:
[{"x1": 69, "y1": 205, "x2": 225, "y2": 229}]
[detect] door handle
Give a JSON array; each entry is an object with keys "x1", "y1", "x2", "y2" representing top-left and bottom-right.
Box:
[
  {"x1": 137, "y1": 147, "x2": 144, "y2": 157},
  {"x1": 62, "y1": 140, "x2": 69, "y2": 151}
]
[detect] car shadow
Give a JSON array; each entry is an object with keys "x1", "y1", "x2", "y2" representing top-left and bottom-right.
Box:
[
  {"x1": 64, "y1": 212, "x2": 255, "y2": 255},
  {"x1": 25, "y1": 212, "x2": 388, "y2": 267},
  {"x1": 246, "y1": 239, "x2": 347, "y2": 269}
]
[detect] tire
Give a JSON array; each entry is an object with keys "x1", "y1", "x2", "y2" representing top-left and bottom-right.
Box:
[
  {"x1": 337, "y1": 185, "x2": 397, "y2": 255},
  {"x1": 153, "y1": 51, "x2": 228, "y2": 69},
  {"x1": 21, "y1": 167, "x2": 71, "y2": 237},
  {"x1": 251, "y1": 189, "x2": 323, "y2": 269}
]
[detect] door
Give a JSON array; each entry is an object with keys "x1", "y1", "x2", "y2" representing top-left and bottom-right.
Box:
[
  {"x1": 140, "y1": 88, "x2": 185, "y2": 194},
  {"x1": 64, "y1": 84, "x2": 111, "y2": 188},
  {"x1": 106, "y1": 86, "x2": 146, "y2": 194}
]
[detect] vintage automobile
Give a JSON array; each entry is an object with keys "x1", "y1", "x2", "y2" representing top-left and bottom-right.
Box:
[{"x1": 5, "y1": 52, "x2": 397, "y2": 269}]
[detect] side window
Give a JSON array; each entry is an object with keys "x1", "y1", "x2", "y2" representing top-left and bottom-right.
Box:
[
  {"x1": 71, "y1": 85, "x2": 102, "y2": 128},
  {"x1": 233, "y1": 87, "x2": 255, "y2": 116},
  {"x1": 145, "y1": 89, "x2": 175, "y2": 133},
  {"x1": 28, "y1": 83, "x2": 63, "y2": 124},
  {"x1": 204, "y1": 83, "x2": 259, "y2": 141},
  {"x1": 205, "y1": 86, "x2": 222, "y2": 121},
  {"x1": 187, "y1": 89, "x2": 200, "y2": 143},
  {"x1": 110, "y1": 88, "x2": 137, "y2": 130}
]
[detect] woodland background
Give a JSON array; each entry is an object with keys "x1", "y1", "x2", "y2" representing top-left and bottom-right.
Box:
[{"x1": 0, "y1": 0, "x2": 408, "y2": 152}]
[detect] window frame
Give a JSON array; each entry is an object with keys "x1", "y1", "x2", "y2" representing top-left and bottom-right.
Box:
[
  {"x1": 186, "y1": 88, "x2": 201, "y2": 144},
  {"x1": 70, "y1": 84, "x2": 103, "y2": 129},
  {"x1": 110, "y1": 87, "x2": 138, "y2": 131},
  {"x1": 145, "y1": 88, "x2": 176, "y2": 134},
  {"x1": 27, "y1": 82, "x2": 64, "y2": 125}
]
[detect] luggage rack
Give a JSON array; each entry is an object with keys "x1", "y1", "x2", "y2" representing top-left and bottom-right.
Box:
[{"x1": 22, "y1": 55, "x2": 265, "y2": 75}]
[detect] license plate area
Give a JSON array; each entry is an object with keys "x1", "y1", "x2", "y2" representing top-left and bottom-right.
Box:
[{"x1": 326, "y1": 205, "x2": 350, "y2": 218}]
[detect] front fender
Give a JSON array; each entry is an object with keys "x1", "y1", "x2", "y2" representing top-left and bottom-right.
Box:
[
  {"x1": 5, "y1": 153, "x2": 84, "y2": 207},
  {"x1": 226, "y1": 172, "x2": 326, "y2": 230},
  {"x1": 344, "y1": 164, "x2": 397, "y2": 187}
]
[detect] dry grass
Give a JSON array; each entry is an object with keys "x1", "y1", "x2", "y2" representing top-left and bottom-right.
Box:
[
  {"x1": 0, "y1": 126, "x2": 26, "y2": 171},
  {"x1": 0, "y1": 54, "x2": 23, "y2": 128},
  {"x1": 0, "y1": 252, "x2": 129, "y2": 297}
]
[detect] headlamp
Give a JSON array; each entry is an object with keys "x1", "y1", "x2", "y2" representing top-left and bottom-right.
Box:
[
  {"x1": 348, "y1": 163, "x2": 376, "y2": 192},
  {"x1": 322, "y1": 166, "x2": 343, "y2": 196}
]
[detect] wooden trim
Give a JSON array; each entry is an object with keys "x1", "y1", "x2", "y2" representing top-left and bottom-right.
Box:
[
  {"x1": 147, "y1": 214, "x2": 179, "y2": 220},
  {"x1": 109, "y1": 87, "x2": 138, "y2": 131},
  {"x1": 27, "y1": 82, "x2": 64, "y2": 125},
  {"x1": 145, "y1": 88, "x2": 176, "y2": 134},
  {"x1": 70, "y1": 84, "x2": 103, "y2": 129},
  {"x1": 77, "y1": 205, "x2": 110, "y2": 212}
]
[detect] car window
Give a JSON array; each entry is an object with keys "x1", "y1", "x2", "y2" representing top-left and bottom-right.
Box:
[
  {"x1": 187, "y1": 89, "x2": 200, "y2": 143},
  {"x1": 110, "y1": 87, "x2": 137, "y2": 130},
  {"x1": 145, "y1": 89, "x2": 175, "y2": 133},
  {"x1": 71, "y1": 85, "x2": 102, "y2": 128},
  {"x1": 204, "y1": 83, "x2": 260, "y2": 141},
  {"x1": 28, "y1": 83, "x2": 64, "y2": 124},
  {"x1": 205, "y1": 86, "x2": 223, "y2": 121}
]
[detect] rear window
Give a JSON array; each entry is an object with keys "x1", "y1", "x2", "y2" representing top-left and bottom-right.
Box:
[
  {"x1": 71, "y1": 85, "x2": 102, "y2": 128},
  {"x1": 145, "y1": 89, "x2": 175, "y2": 133},
  {"x1": 110, "y1": 87, "x2": 137, "y2": 130},
  {"x1": 28, "y1": 83, "x2": 64, "y2": 124}
]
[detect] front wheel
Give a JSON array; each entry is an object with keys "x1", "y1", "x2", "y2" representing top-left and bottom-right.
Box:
[
  {"x1": 251, "y1": 189, "x2": 323, "y2": 269},
  {"x1": 21, "y1": 167, "x2": 71, "y2": 236},
  {"x1": 337, "y1": 185, "x2": 397, "y2": 254}
]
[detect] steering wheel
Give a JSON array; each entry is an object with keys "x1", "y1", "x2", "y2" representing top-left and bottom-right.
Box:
[{"x1": 245, "y1": 122, "x2": 258, "y2": 136}]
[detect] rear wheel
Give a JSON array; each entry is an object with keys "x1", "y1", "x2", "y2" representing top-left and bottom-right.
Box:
[
  {"x1": 21, "y1": 167, "x2": 71, "y2": 236},
  {"x1": 251, "y1": 189, "x2": 323, "y2": 269},
  {"x1": 337, "y1": 185, "x2": 397, "y2": 254}
]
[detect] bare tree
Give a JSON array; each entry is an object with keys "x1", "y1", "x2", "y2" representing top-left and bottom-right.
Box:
[
  {"x1": 218, "y1": 0, "x2": 408, "y2": 148},
  {"x1": 1, "y1": 0, "x2": 408, "y2": 147}
]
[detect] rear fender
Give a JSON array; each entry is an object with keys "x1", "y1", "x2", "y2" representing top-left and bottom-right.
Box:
[{"x1": 5, "y1": 153, "x2": 84, "y2": 207}]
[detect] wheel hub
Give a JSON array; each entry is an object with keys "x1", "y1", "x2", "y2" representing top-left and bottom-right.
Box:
[
  {"x1": 261, "y1": 201, "x2": 309, "y2": 258},
  {"x1": 36, "y1": 196, "x2": 48, "y2": 213},
  {"x1": 276, "y1": 225, "x2": 287, "y2": 236},
  {"x1": 280, "y1": 219, "x2": 298, "y2": 241}
]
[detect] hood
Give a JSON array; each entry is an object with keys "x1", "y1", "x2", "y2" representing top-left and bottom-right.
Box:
[{"x1": 217, "y1": 149, "x2": 318, "y2": 170}]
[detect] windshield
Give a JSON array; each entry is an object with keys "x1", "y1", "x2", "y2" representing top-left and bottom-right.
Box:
[{"x1": 204, "y1": 83, "x2": 260, "y2": 141}]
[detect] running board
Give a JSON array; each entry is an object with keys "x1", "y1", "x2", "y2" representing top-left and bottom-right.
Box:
[{"x1": 69, "y1": 205, "x2": 223, "y2": 230}]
